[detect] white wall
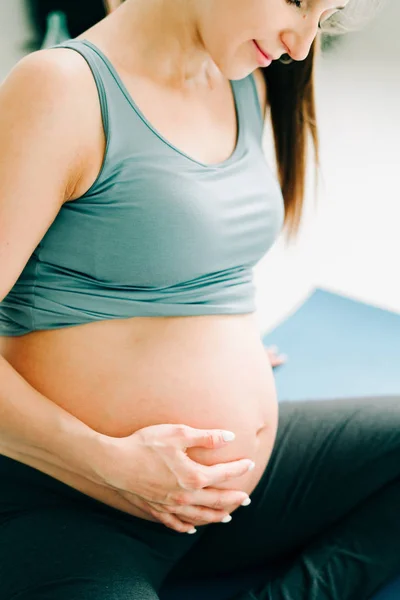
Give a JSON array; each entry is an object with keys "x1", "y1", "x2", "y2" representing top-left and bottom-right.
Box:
[
  {"x1": 338, "y1": 0, "x2": 400, "y2": 61},
  {"x1": 0, "y1": 0, "x2": 34, "y2": 81}
]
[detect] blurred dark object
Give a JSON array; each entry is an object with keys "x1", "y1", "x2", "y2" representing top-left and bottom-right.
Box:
[
  {"x1": 321, "y1": 34, "x2": 342, "y2": 52},
  {"x1": 25, "y1": 0, "x2": 107, "y2": 51}
]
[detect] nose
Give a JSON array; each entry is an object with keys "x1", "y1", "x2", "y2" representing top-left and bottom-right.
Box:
[{"x1": 281, "y1": 20, "x2": 319, "y2": 62}]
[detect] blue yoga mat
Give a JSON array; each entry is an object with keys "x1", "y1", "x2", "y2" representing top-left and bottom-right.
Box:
[
  {"x1": 264, "y1": 288, "x2": 400, "y2": 402},
  {"x1": 160, "y1": 288, "x2": 400, "y2": 600}
]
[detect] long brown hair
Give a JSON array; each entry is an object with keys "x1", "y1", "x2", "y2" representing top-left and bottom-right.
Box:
[{"x1": 263, "y1": 41, "x2": 319, "y2": 242}]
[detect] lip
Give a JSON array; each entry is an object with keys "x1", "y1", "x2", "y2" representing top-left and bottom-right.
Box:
[{"x1": 253, "y1": 40, "x2": 273, "y2": 66}]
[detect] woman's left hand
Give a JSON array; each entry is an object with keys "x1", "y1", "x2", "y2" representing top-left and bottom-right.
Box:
[{"x1": 265, "y1": 345, "x2": 287, "y2": 368}]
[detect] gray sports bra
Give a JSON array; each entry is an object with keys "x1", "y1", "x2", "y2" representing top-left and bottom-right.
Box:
[{"x1": 0, "y1": 39, "x2": 285, "y2": 336}]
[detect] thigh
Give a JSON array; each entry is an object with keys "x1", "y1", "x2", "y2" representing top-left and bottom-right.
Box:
[
  {"x1": 168, "y1": 396, "x2": 400, "y2": 579},
  {"x1": 0, "y1": 506, "x2": 158, "y2": 599},
  {"x1": 0, "y1": 456, "x2": 201, "y2": 600},
  {"x1": 244, "y1": 477, "x2": 400, "y2": 600}
]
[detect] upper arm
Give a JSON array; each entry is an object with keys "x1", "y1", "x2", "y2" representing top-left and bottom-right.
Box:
[
  {"x1": 252, "y1": 68, "x2": 268, "y2": 122},
  {"x1": 0, "y1": 50, "x2": 88, "y2": 302}
]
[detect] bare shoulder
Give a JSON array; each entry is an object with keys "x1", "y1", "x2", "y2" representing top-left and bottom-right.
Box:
[
  {"x1": 5, "y1": 47, "x2": 94, "y2": 100},
  {"x1": 251, "y1": 68, "x2": 268, "y2": 120},
  {"x1": 6, "y1": 46, "x2": 102, "y2": 133},
  {"x1": 1, "y1": 47, "x2": 99, "y2": 152},
  {"x1": 0, "y1": 48, "x2": 104, "y2": 301},
  {"x1": 2, "y1": 47, "x2": 105, "y2": 200}
]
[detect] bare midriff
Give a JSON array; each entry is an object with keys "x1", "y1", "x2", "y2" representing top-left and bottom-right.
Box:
[{"x1": 0, "y1": 313, "x2": 279, "y2": 521}]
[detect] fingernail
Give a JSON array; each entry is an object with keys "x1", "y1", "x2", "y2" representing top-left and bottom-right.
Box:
[
  {"x1": 280, "y1": 354, "x2": 288, "y2": 361},
  {"x1": 222, "y1": 431, "x2": 235, "y2": 442},
  {"x1": 221, "y1": 515, "x2": 232, "y2": 523},
  {"x1": 248, "y1": 461, "x2": 256, "y2": 471},
  {"x1": 269, "y1": 345, "x2": 278, "y2": 353},
  {"x1": 241, "y1": 497, "x2": 251, "y2": 506},
  {"x1": 187, "y1": 528, "x2": 197, "y2": 534}
]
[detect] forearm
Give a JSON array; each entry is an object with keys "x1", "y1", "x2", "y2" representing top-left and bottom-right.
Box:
[{"x1": 0, "y1": 354, "x2": 105, "y2": 484}]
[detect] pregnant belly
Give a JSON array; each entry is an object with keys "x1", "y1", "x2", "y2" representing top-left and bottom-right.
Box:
[{"x1": 2, "y1": 313, "x2": 279, "y2": 517}]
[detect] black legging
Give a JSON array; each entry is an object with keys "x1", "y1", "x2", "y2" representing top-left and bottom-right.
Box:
[{"x1": 1, "y1": 396, "x2": 400, "y2": 599}]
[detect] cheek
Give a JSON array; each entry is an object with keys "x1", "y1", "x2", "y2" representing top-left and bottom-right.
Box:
[
  {"x1": 204, "y1": 2, "x2": 274, "y2": 78},
  {"x1": 221, "y1": 41, "x2": 259, "y2": 80},
  {"x1": 204, "y1": 25, "x2": 245, "y2": 72}
]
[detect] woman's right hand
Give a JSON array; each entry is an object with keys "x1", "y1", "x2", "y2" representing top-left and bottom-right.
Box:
[{"x1": 94, "y1": 423, "x2": 255, "y2": 533}]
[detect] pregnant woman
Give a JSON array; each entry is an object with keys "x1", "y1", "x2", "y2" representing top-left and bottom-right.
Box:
[{"x1": 1, "y1": 0, "x2": 399, "y2": 598}]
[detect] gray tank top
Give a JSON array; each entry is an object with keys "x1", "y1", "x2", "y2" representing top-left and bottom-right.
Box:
[{"x1": 0, "y1": 39, "x2": 285, "y2": 336}]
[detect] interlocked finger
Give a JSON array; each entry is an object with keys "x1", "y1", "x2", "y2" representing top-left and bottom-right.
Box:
[{"x1": 148, "y1": 500, "x2": 230, "y2": 526}]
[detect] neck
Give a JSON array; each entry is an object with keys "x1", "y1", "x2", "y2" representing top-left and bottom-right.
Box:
[{"x1": 104, "y1": 0, "x2": 219, "y2": 89}]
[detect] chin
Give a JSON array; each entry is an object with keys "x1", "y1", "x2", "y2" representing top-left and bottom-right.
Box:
[
  {"x1": 219, "y1": 60, "x2": 256, "y2": 81},
  {"x1": 229, "y1": 67, "x2": 257, "y2": 81}
]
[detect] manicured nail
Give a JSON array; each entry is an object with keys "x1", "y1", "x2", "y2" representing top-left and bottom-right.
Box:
[
  {"x1": 248, "y1": 461, "x2": 256, "y2": 471},
  {"x1": 241, "y1": 497, "x2": 251, "y2": 506},
  {"x1": 221, "y1": 515, "x2": 232, "y2": 523},
  {"x1": 222, "y1": 431, "x2": 235, "y2": 442},
  {"x1": 280, "y1": 354, "x2": 288, "y2": 361},
  {"x1": 187, "y1": 528, "x2": 197, "y2": 534}
]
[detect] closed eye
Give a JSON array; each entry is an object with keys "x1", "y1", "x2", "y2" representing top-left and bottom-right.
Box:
[
  {"x1": 285, "y1": 0, "x2": 303, "y2": 8},
  {"x1": 285, "y1": 1, "x2": 347, "y2": 30}
]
